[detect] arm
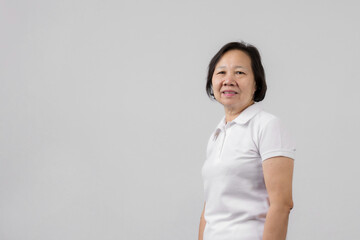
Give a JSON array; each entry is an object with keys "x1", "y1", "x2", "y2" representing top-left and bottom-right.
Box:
[
  {"x1": 262, "y1": 156, "x2": 294, "y2": 240},
  {"x1": 198, "y1": 202, "x2": 206, "y2": 240}
]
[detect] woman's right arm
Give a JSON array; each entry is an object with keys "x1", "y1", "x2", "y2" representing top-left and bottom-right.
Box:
[{"x1": 198, "y1": 202, "x2": 206, "y2": 240}]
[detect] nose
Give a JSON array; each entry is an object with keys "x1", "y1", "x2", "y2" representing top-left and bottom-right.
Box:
[{"x1": 223, "y1": 74, "x2": 235, "y2": 86}]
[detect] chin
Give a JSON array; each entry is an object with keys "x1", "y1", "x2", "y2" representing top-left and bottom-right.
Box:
[
  {"x1": 221, "y1": 102, "x2": 239, "y2": 108},
  {"x1": 220, "y1": 99, "x2": 239, "y2": 105}
]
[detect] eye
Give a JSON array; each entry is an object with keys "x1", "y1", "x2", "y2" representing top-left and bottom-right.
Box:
[
  {"x1": 235, "y1": 71, "x2": 245, "y2": 75},
  {"x1": 217, "y1": 71, "x2": 225, "y2": 75}
]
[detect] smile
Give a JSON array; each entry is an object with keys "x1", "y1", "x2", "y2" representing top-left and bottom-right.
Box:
[{"x1": 222, "y1": 91, "x2": 238, "y2": 97}]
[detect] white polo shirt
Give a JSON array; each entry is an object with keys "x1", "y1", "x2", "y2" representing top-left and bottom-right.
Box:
[{"x1": 201, "y1": 102, "x2": 296, "y2": 240}]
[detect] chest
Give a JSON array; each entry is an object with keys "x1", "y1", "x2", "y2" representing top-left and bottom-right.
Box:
[{"x1": 203, "y1": 125, "x2": 264, "y2": 185}]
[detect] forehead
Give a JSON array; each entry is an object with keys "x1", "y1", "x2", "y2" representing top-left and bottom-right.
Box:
[{"x1": 216, "y1": 49, "x2": 252, "y2": 67}]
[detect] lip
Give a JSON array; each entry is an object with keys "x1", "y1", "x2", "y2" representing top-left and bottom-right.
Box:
[
  {"x1": 221, "y1": 89, "x2": 238, "y2": 94},
  {"x1": 221, "y1": 90, "x2": 238, "y2": 97},
  {"x1": 222, "y1": 92, "x2": 237, "y2": 97}
]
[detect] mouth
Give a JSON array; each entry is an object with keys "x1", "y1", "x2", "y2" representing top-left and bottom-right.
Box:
[{"x1": 222, "y1": 91, "x2": 238, "y2": 96}]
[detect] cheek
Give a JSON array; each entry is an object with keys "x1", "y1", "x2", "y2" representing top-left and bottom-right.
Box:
[
  {"x1": 245, "y1": 79, "x2": 256, "y2": 91},
  {"x1": 212, "y1": 78, "x2": 220, "y2": 90}
]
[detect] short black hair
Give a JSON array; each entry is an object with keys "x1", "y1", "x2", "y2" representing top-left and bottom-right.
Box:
[{"x1": 206, "y1": 41, "x2": 267, "y2": 102}]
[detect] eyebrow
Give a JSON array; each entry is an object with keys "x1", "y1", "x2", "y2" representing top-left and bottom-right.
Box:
[{"x1": 216, "y1": 65, "x2": 248, "y2": 70}]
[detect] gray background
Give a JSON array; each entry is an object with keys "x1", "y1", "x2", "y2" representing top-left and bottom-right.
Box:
[{"x1": 1, "y1": 0, "x2": 359, "y2": 239}]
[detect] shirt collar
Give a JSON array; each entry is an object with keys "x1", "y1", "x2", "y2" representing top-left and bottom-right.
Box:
[
  {"x1": 213, "y1": 102, "x2": 262, "y2": 141},
  {"x1": 215, "y1": 102, "x2": 262, "y2": 131},
  {"x1": 233, "y1": 102, "x2": 262, "y2": 125}
]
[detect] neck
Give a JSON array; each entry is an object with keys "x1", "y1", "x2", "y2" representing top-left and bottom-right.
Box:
[{"x1": 224, "y1": 101, "x2": 254, "y2": 123}]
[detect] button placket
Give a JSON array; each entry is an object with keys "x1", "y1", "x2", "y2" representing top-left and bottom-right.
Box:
[{"x1": 217, "y1": 122, "x2": 233, "y2": 162}]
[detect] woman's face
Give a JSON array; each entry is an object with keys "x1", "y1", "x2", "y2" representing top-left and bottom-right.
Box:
[{"x1": 212, "y1": 50, "x2": 256, "y2": 111}]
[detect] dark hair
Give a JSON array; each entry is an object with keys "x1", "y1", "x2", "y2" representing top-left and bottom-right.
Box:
[{"x1": 206, "y1": 41, "x2": 267, "y2": 102}]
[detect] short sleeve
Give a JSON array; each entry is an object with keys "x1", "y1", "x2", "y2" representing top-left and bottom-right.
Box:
[{"x1": 259, "y1": 117, "x2": 296, "y2": 161}]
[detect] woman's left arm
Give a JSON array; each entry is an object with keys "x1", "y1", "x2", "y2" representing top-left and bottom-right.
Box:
[{"x1": 262, "y1": 156, "x2": 294, "y2": 240}]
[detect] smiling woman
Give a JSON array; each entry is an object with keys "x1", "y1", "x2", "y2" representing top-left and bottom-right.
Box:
[
  {"x1": 206, "y1": 42, "x2": 267, "y2": 105},
  {"x1": 199, "y1": 42, "x2": 296, "y2": 240},
  {"x1": 211, "y1": 50, "x2": 256, "y2": 121}
]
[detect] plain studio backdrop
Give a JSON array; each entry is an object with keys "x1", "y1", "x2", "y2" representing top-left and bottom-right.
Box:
[{"x1": 1, "y1": 0, "x2": 359, "y2": 239}]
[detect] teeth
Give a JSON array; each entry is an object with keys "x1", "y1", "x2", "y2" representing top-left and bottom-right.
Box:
[{"x1": 224, "y1": 92, "x2": 235, "y2": 94}]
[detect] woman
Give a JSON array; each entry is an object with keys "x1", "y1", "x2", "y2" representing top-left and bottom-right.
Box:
[{"x1": 198, "y1": 42, "x2": 296, "y2": 240}]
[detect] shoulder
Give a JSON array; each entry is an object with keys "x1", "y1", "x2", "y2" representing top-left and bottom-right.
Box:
[
  {"x1": 252, "y1": 109, "x2": 296, "y2": 161},
  {"x1": 251, "y1": 109, "x2": 280, "y2": 131},
  {"x1": 250, "y1": 109, "x2": 293, "y2": 142}
]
